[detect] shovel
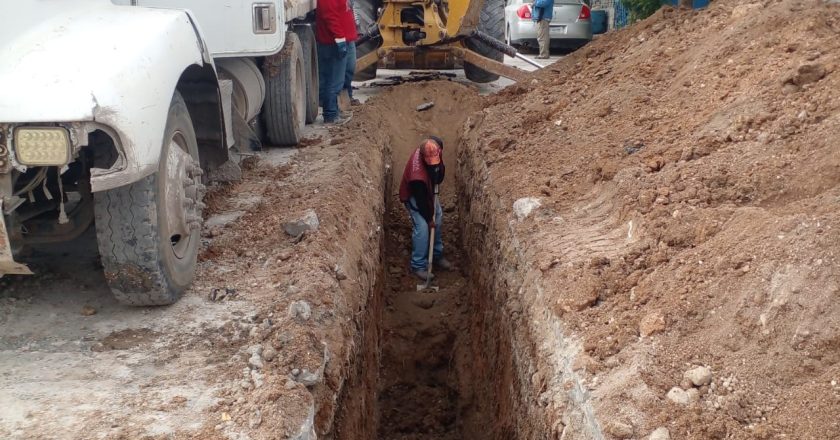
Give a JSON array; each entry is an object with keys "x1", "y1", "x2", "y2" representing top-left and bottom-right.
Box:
[{"x1": 417, "y1": 185, "x2": 440, "y2": 292}]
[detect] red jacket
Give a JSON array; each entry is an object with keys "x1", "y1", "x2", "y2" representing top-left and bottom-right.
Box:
[
  {"x1": 399, "y1": 148, "x2": 445, "y2": 222},
  {"x1": 315, "y1": 0, "x2": 358, "y2": 44}
]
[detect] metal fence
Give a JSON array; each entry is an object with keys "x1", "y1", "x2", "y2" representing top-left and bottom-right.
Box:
[{"x1": 591, "y1": 0, "x2": 632, "y2": 30}]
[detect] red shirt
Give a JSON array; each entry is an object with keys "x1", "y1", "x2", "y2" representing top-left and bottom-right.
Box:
[
  {"x1": 399, "y1": 148, "x2": 432, "y2": 204},
  {"x1": 315, "y1": 0, "x2": 358, "y2": 44}
]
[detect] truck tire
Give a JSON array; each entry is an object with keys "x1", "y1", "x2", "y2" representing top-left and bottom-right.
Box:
[
  {"x1": 353, "y1": 0, "x2": 380, "y2": 81},
  {"x1": 464, "y1": 0, "x2": 505, "y2": 83},
  {"x1": 262, "y1": 32, "x2": 306, "y2": 146},
  {"x1": 294, "y1": 25, "x2": 319, "y2": 124},
  {"x1": 94, "y1": 91, "x2": 205, "y2": 306}
]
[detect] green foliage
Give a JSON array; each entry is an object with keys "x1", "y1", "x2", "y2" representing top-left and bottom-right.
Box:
[{"x1": 623, "y1": 0, "x2": 663, "y2": 21}]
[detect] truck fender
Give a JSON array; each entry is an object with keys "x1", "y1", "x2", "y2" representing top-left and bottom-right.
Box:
[{"x1": 0, "y1": 3, "x2": 229, "y2": 192}]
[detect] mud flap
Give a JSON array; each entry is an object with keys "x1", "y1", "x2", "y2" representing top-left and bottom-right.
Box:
[{"x1": 0, "y1": 200, "x2": 31, "y2": 276}]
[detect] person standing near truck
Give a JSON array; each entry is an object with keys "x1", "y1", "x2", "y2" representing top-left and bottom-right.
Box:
[
  {"x1": 532, "y1": 0, "x2": 554, "y2": 59},
  {"x1": 316, "y1": 0, "x2": 358, "y2": 123},
  {"x1": 399, "y1": 136, "x2": 454, "y2": 280}
]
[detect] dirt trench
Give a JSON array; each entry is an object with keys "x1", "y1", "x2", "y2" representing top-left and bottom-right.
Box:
[{"x1": 331, "y1": 81, "x2": 543, "y2": 440}]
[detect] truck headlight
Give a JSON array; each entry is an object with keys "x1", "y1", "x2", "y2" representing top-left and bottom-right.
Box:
[{"x1": 13, "y1": 127, "x2": 71, "y2": 166}]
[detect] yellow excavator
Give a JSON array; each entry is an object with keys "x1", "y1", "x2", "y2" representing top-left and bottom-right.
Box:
[{"x1": 352, "y1": 0, "x2": 541, "y2": 82}]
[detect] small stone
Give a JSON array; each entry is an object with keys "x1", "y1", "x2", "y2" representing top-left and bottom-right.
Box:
[
  {"x1": 606, "y1": 421, "x2": 634, "y2": 439},
  {"x1": 278, "y1": 249, "x2": 294, "y2": 261},
  {"x1": 412, "y1": 297, "x2": 436, "y2": 310},
  {"x1": 684, "y1": 366, "x2": 713, "y2": 387},
  {"x1": 291, "y1": 368, "x2": 301, "y2": 376},
  {"x1": 416, "y1": 102, "x2": 434, "y2": 111},
  {"x1": 666, "y1": 387, "x2": 691, "y2": 405},
  {"x1": 639, "y1": 311, "x2": 666, "y2": 336},
  {"x1": 649, "y1": 427, "x2": 671, "y2": 440},
  {"x1": 263, "y1": 346, "x2": 277, "y2": 362},
  {"x1": 249, "y1": 410, "x2": 262, "y2": 428},
  {"x1": 334, "y1": 265, "x2": 348, "y2": 281},
  {"x1": 296, "y1": 369, "x2": 321, "y2": 387},
  {"x1": 81, "y1": 305, "x2": 97, "y2": 316},
  {"x1": 248, "y1": 352, "x2": 264, "y2": 370},
  {"x1": 282, "y1": 209, "x2": 319, "y2": 238},
  {"x1": 288, "y1": 300, "x2": 312, "y2": 321},
  {"x1": 686, "y1": 387, "x2": 700, "y2": 402},
  {"x1": 513, "y1": 197, "x2": 541, "y2": 221},
  {"x1": 285, "y1": 379, "x2": 297, "y2": 390}
]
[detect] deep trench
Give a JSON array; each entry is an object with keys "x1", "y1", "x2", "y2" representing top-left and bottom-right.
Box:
[{"x1": 332, "y1": 83, "x2": 537, "y2": 440}]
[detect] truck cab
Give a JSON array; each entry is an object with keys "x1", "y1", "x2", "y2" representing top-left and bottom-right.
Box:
[{"x1": 0, "y1": 0, "x2": 319, "y2": 305}]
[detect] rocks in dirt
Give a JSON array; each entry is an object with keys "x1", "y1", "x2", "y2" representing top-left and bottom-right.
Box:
[
  {"x1": 639, "y1": 311, "x2": 666, "y2": 337},
  {"x1": 606, "y1": 421, "x2": 634, "y2": 439},
  {"x1": 248, "y1": 345, "x2": 264, "y2": 370},
  {"x1": 666, "y1": 386, "x2": 694, "y2": 405},
  {"x1": 782, "y1": 63, "x2": 827, "y2": 93},
  {"x1": 282, "y1": 209, "x2": 320, "y2": 238},
  {"x1": 334, "y1": 264, "x2": 348, "y2": 281},
  {"x1": 648, "y1": 427, "x2": 671, "y2": 440},
  {"x1": 513, "y1": 197, "x2": 541, "y2": 221},
  {"x1": 288, "y1": 300, "x2": 312, "y2": 321},
  {"x1": 412, "y1": 297, "x2": 436, "y2": 310},
  {"x1": 209, "y1": 287, "x2": 237, "y2": 302},
  {"x1": 295, "y1": 369, "x2": 321, "y2": 387},
  {"x1": 263, "y1": 345, "x2": 277, "y2": 362},
  {"x1": 205, "y1": 211, "x2": 245, "y2": 229},
  {"x1": 278, "y1": 249, "x2": 294, "y2": 261},
  {"x1": 684, "y1": 366, "x2": 713, "y2": 387},
  {"x1": 248, "y1": 409, "x2": 262, "y2": 428},
  {"x1": 416, "y1": 102, "x2": 435, "y2": 111},
  {"x1": 80, "y1": 305, "x2": 97, "y2": 316}
]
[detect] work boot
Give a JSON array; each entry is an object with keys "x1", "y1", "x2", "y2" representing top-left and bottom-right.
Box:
[
  {"x1": 325, "y1": 114, "x2": 352, "y2": 126},
  {"x1": 413, "y1": 270, "x2": 435, "y2": 281},
  {"x1": 435, "y1": 257, "x2": 453, "y2": 271}
]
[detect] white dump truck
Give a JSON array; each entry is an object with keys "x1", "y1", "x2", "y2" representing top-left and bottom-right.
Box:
[{"x1": 0, "y1": 0, "x2": 319, "y2": 305}]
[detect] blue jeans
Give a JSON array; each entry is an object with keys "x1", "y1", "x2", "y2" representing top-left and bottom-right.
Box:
[
  {"x1": 317, "y1": 42, "x2": 346, "y2": 122},
  {"x1": 406, "y1": 196, "x2": 443, "y2": 271},
  {"x1": 344, "y1": 42, "x2": 356, "y2": 99}
]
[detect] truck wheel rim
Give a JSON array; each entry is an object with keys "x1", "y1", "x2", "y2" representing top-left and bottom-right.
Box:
[{"x1": 163, "y1": 131, "x2": 199, "y2": 260}]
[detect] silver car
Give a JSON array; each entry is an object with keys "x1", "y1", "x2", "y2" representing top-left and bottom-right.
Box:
[{"x1": 504, "y1": 0, "x2": 593, "y2": 51}]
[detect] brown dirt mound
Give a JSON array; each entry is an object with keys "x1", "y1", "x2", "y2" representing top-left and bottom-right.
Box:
[{"x1": 461, "y1": 0, "x2": 840, "y2": 438}]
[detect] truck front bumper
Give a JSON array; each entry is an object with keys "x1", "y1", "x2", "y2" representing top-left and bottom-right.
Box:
[{"x1": 0, "y1": 200, "x2": 31, "y2": 276}]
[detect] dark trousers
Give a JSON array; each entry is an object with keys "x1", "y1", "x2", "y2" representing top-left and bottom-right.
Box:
[{"x1": 317, "y1": 43, "x2": 346, "y2": 122}]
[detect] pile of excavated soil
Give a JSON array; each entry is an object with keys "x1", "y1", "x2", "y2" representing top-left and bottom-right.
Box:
[{"x1": 459, "y1": 0, "x2": 840, "y2": 438}]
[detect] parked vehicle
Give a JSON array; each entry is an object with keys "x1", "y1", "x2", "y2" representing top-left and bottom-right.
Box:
[
  {"x1": 0, "y1": 0, "x2": 319, "y2": 305},
  {"x1": 504, "y1": 0, "x2": 593, "y2": 51}
]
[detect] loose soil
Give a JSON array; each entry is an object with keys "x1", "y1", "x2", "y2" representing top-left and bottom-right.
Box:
[{"x1": 457, "y1": 0, "x2": 840, "y2": 438}]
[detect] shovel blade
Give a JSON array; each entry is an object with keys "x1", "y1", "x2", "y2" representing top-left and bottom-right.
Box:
[{"x1": 416, "y1": 282, "x2": 440, "y2": 292}]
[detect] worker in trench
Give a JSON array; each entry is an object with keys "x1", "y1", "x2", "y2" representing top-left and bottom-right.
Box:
[{"x1": 398, "y1": 137, "x2": 454, "y2": 280}]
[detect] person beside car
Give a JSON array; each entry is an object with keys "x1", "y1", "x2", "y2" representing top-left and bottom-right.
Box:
[{"x1": 532, "y1": 0, "x2": 554, "y2": 59}]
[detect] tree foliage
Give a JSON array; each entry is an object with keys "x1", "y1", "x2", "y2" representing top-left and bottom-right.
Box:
[{"x1": 623, "y1": 0, "x2": 663, "y2": 21}]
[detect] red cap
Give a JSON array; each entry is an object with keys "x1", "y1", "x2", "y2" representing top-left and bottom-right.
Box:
[{"x1": 421, "y1": 140, "x2": 441, "y2": 165}]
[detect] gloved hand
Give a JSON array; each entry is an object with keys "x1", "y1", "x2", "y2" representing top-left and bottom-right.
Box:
[{"x1": 335, "y1": 38, "x2": 348, "y2": 58}]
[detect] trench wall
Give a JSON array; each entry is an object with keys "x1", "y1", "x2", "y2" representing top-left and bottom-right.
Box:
[{"x1": 457, "y1": 112, "x2": 606, "y2": 440}]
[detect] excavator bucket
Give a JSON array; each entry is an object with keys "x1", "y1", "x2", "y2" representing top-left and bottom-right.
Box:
[{"x1": 0, "y1": 200, "x2": 31, "y2": 276}]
